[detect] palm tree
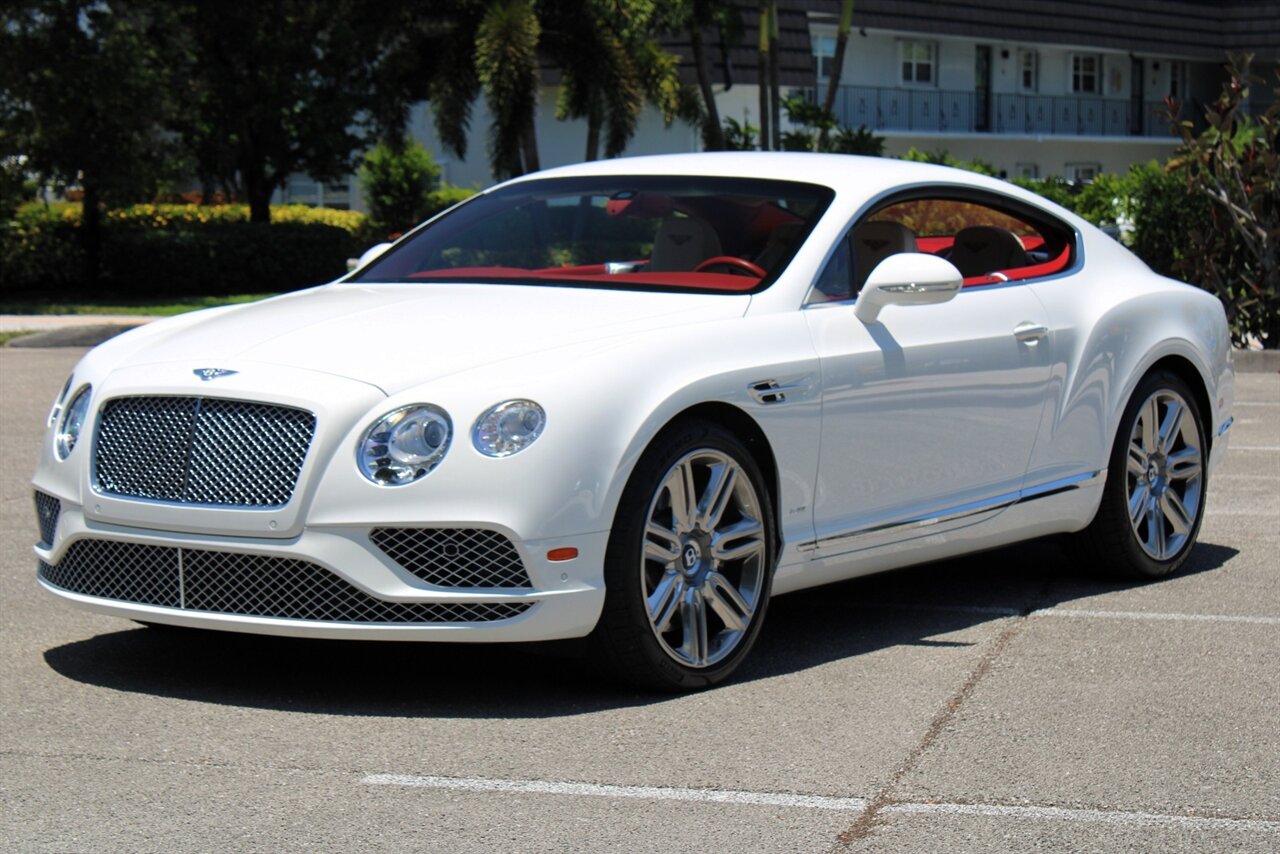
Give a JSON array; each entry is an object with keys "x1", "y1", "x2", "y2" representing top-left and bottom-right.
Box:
[{"x1": 815, "y1": 0, "x2": 854, "y2": 151}]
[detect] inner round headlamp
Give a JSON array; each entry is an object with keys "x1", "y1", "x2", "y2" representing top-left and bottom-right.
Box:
[
  {"x1": 357, "y1": 404, "x2": 452, "y2": 485},
  {"x1": 472, "y1": 400, "x2": 546, "y2": 457}
]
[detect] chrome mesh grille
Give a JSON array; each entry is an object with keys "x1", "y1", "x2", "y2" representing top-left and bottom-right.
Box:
[
  {"x1": 39, "y1": 540, "x2": 532, "y2": 624},
  {"x1": 370, "y1": 528, "x2": 532, "y2": 588},
  {"x1": 94, "y1": 396, "x2": 315, "y2": 507},
  {"x1": 34, "y1": 491, "x2": 61, "y2": 546},
  {"x1": 40, "y1": 540, "x2": 181, "y2": 607}
]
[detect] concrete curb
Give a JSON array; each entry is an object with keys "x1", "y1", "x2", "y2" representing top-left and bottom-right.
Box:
[
  {"x1": 1232, "y1": 349, "x2": 1280, "y2": 374},
  {"x1": 3, "y1": 323, "x2": 1280, "y2": 373}
]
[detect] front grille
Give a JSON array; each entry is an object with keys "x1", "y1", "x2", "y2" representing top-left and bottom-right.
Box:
[
  {"x1": 370, "y1": 528, "x2": 532, "y2": 588},
  {"x1": 40, "y1": 540, "x2": 532, "y2": 624},
  {"x1": 94, "y1": 396, "x2": 316, "y2": 507},
  {"x1": 34, "y1": 491, "x2": 61, "y2": 546}
]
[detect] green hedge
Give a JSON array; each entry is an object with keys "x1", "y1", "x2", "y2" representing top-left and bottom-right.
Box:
[{"x1": 1, "y1": 202, "x2": 379, "y2": 297}]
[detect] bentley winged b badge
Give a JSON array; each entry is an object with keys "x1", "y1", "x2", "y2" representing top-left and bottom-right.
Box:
[{"x1": 193, "y1": 368, "x2": 238, "y2": 381}]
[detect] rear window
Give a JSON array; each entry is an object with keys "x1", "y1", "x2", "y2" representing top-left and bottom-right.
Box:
[{"x1": 351, "y1": 175, "x2": 835, "y2": 294}]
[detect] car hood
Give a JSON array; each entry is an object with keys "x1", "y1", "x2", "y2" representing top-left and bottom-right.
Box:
[{"x1": 112, "y1": 283, "x2": 751, "y2": 394}]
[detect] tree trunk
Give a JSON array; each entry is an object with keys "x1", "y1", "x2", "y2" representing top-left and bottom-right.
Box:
[
  {"x1": 242, "y1": 162, "x2": 273, "y2": 223},
  {"x1": 585, "y1": 106, "x2": 601, "y2": 162},
  {"x1": 757, "y1": 2, "x2": 770, "y2": 150},
  {"x1": 817, "y1": 0, "x2": 854, "y2": 151},
  {"x1": 520, "y1": 113, "x2": 541, "y2": 174},
  {"x1": 767, "y1": 1, "x2": 780, "y2": 150},
  {"x1": 691, "y1": 27, "x2": 723, "y2": 150},
  {"x1": 80, "y1": 175, "x2": 102, "y2": 285}
]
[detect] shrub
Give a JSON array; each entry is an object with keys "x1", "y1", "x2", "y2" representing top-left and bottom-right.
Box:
[
  {"x1": 358, "y1": 139, "x2": 441, "y2": 238},
  {"x1": 1166, "y1": 53, "x2": 1279, "y2": 347},
  {"x1": 1, "y1": 202, "x2": 367, "y2": 297}
]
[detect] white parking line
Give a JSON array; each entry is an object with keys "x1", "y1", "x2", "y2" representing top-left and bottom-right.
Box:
[
  {"x1": 362, "y1": 774, "x2": 1280, "y2": 833},
  {"x1": 1032, "y1": 607, "x2": 1280, "y2": 626},
  {"x1": 362, "y1": 774, "x2": 869, "y2": 811},
  {"x1": 1233, "y1": 402, "x2": 1280, "y2": 407},
  {"x1": 884, "y1": 801, "x2": 1280, "y2": 833},
  {"x1": 1214, "y1": 474, "x2": 1280, "y2": 481},
  {"x1": 1230, "y1": 445, "x2": 1280, "y2": 451}
]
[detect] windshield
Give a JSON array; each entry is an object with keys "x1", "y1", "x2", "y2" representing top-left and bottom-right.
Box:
[{"x1": 351, "y1": 175, "x2": 835, "y2": 294}]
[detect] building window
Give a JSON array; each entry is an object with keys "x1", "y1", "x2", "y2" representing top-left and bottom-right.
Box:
[
  {"x1": 901, "y1": 41, "x2": 936, "y2": 85},
  {"x1": 1015, "y1": 162, "x2": 1039, "y2": 180},
  {"x1": 1071, "y1": 54, "x2": 1102, "y2": 94},
  {"x1": 813, "y1": 35, "x2": 836, "y2": 81},
  {"x1": 1068, "y1": 162, "x2": 1101, "y2": 183},
  {"x1": 1019, "y1": 50, "x2": 1039, "y2": 92}
]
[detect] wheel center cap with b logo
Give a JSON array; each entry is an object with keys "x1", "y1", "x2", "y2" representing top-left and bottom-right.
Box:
[{"x1": 681, "y1": 543, "x2": 701, "y2": 571}]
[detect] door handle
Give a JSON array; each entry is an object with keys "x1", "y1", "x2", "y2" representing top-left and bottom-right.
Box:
[{"x1": 1013, "y1": 322, "x2": 1049, "y2": 344}]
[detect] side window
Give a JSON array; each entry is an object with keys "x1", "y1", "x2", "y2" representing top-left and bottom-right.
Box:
[
  {"x1": 810, "y1": 233, "x2": 854, "y2": 302},
  {"x1": 809, "y1": 193, "x2": 1074, "y2": 303}
]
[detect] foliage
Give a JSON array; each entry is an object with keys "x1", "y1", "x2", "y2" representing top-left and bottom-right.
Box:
[
  {"x1": 170, "y1": 0, "x2": 397, "y2": 222},
  {"x1": 779, "y1": 95, "x2": 884, "y2": 155},
  {"x1": 721, "y1": 117, "x2": 759, "y2": 151},
  {"x1": 358, "y1": 140, "x2": 442, "y2": 237},
  {"x1": 424, "y1": 186, "x2": 480, "y2": 220},
  {"x1": 1, "y1": 0, "x2": 188, "y2": 280},
  {"x1": 900, "y1": 147, "x2": 998, "y2": 176},
  {"x1": 1, "y1": 202, "x2": 370, "y2": 296},
  {"x1": 1166, "y1": 54, "x2": 1280, "y2": 348}
]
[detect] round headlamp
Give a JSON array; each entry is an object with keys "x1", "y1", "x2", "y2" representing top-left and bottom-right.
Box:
[
  {"x1": 55, "y1": 384, "x2": 92, "y2": 460},
  {"x1": 472, "y1": 400, "x2": 546, "y2": 457},
  {"x1": 357, "y1": 404, "x2": 452, "y2": 486},
  {"x1": 48, "y1": 373, "x2": 74, "y2": 427}
]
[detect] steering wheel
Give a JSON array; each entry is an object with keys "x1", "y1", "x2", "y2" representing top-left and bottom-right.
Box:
[{"x1": 693, "y1": 256, "x2": 767, "y2": 277}]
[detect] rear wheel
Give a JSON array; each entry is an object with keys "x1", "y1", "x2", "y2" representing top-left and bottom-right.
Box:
[
  {"x1": 1073, "y1": 371, "x2": 1207, "y2": 579},
  {"x1": 593, "y1": 420, "x2": 775, "y2": 691}
]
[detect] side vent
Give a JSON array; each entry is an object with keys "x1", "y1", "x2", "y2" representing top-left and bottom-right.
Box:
[{"x1": 749, "y1": 380, "x2": 787, "y2": 405}]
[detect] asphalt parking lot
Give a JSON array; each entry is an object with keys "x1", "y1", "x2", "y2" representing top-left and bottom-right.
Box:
[{"x1": 1, "y1": 346, "x2": 1276, "y2": 852}]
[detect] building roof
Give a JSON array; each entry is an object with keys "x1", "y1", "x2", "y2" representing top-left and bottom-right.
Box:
[
  {"x1": 663, "y1": 2, "x2": 817, "y2": 89},
  {"x1": 807, "y1": 0, "x2": 1280, "y2": 61}
]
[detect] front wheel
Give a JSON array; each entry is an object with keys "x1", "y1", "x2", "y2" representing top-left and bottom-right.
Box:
[
  {"x1": 1072, "y1": 370, "x2": 1208, "y2": 579},
  {"x1": 593, "y1": 421, "x2": 776, "y2": 691}
]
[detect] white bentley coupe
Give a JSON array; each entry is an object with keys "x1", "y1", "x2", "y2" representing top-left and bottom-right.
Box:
[{"x1": 34, "y1": 153, "x2": 1234, "y2": 690}]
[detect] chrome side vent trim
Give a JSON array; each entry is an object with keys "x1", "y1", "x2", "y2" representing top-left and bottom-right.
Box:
[
  {"x1": 748, "y1": 376, "x2": 812, "y2": 405},
  {"x1": 750, "y1": 380, "x2": 787, "y2": 404}
]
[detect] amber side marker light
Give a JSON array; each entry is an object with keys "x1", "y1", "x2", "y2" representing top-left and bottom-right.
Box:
[{"x1": 546, "y1": 547, "x2": 579, "y2": 562}]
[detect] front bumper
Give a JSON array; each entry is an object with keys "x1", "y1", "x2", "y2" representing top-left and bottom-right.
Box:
[{"x1": 36, "y1": 501, "x2": 608, "y2": 642}]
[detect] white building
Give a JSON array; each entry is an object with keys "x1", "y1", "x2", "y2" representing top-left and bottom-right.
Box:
[{"x1": 284, "y1": 0, "x2": 1279, "y2": 210}]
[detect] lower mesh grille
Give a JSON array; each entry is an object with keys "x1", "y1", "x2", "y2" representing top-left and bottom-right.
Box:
[
  {"x1": 39, "y1": 540, "x2": 532, "y2": 624},
  {"x1": 34, "y1": 492, "x2": 61, "y2": 546},
  {"x1": 370, "y1": 528, "x2": 532, "y2": 588}
]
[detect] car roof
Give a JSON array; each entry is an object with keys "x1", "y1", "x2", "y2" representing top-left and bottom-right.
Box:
[{"x1": 509, "y1": 152, "x2": 1057, "y2": 213}]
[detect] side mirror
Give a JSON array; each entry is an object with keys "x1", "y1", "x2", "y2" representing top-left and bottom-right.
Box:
[
  {"x1": 854, "y1": 253, "x2": 963, "y2": 324},
  {"x1": 346, "y1": 242, "x2": 394, "y2": 273}
]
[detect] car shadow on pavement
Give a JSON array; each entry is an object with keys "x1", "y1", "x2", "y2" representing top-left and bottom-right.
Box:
[{"x1": 42, "y1": 538, "x2": 1238, "y2": 717}]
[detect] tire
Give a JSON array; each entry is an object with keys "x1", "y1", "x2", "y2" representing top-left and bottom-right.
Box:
[
  {"x1": 1072, "y1": 370, "x2": 1208, "y2": 580},
  {"x1": 592, "y1": 420, "x2": 776, "y2": 691}
]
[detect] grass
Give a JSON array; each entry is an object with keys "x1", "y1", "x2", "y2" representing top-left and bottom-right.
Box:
[
  {"x1": 0, "y1": 293, "x2": 274, "y2": 317},
  {"x1": 0, "y1": 330, "x2": 38, "y2": 346}
]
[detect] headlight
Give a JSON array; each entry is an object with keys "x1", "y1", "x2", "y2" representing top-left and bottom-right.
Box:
[
  {"x1": 472, "y1": 400, "x2": 546, "y2": 457},
  {"x1": 357, "y1": 404, "x2": 452, "y2": 485},
  {"x1": 47, "y1": 373, "x2": 74, "y2": 427},
  {"x1": 55, "y1": 385, "x2": 92, "y2": 460}
]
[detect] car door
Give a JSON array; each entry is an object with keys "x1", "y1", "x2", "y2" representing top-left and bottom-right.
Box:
[{"x1": 802, "y1": 192, "x2": 1066, "y2": 556}]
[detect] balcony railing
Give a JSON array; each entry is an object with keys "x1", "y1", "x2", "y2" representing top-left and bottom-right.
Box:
[{"x1": 815, "y1": 85, "x2": 1190, "y2": 137}]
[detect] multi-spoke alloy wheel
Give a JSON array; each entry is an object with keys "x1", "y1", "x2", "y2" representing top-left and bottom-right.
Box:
[
  {"x1": 641, "y1": 450, "x2": 767, "y2": 669},
  {"x1": 594, "y1": 420, "x2": 776, "y2": 690},
  {"x1": 1072, "y1": 371, "x2": 1208, "y2": 580},
  {"x1": 1124, "y1": 389, "x2": 1204, "y2": 561}
]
